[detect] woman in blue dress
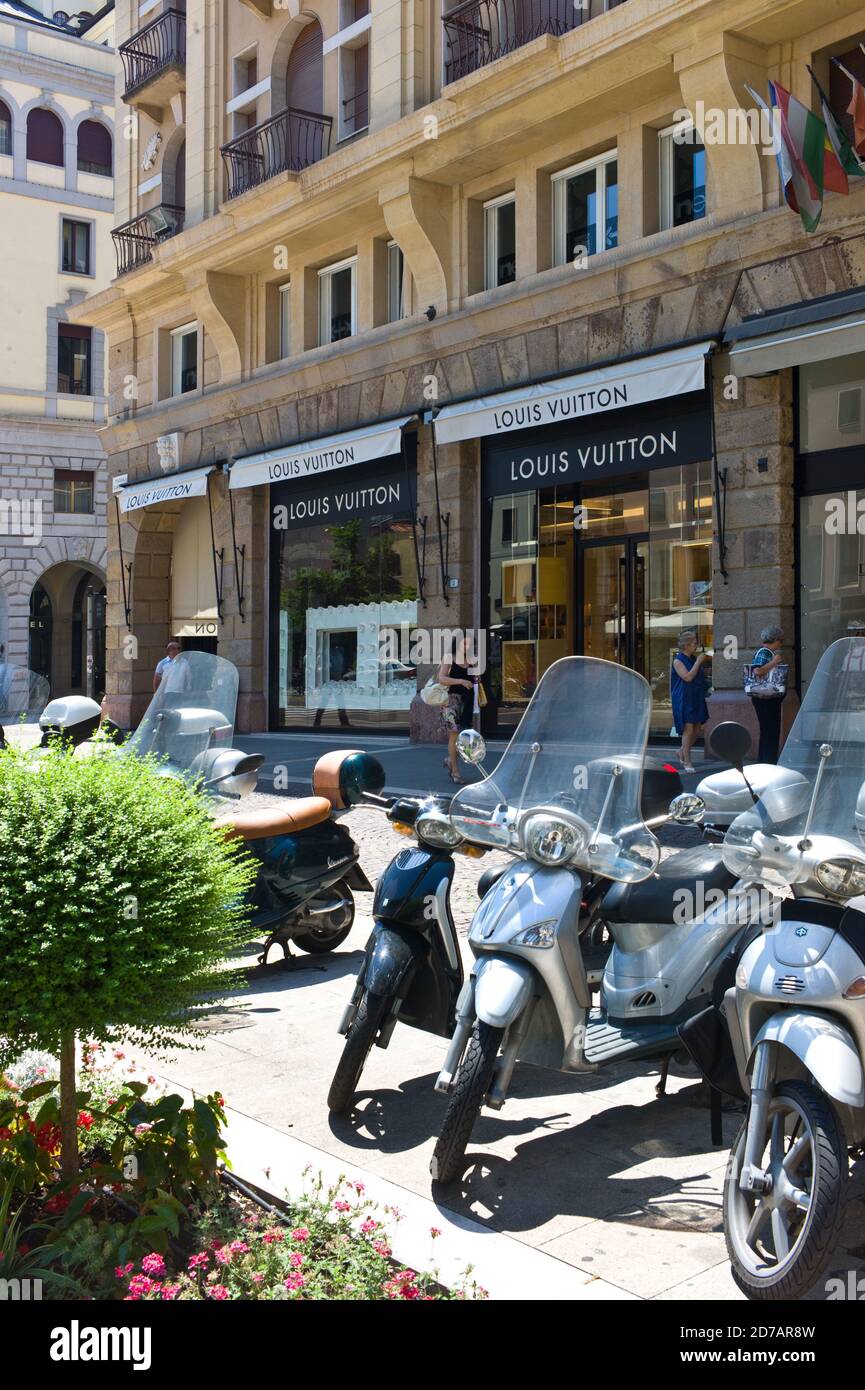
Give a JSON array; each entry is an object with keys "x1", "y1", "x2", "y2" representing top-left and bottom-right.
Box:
[{"x1": 670, "y1": 630, "x2": 710, "y2": 772}]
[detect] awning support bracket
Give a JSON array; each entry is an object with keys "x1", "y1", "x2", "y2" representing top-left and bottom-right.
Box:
[
  {"x1": 402, "y1": 429, "x2": 427, "y2": 607},
  {"x1": 429, "y1": 419, "x2": 450, "y2": 605},
  {"x1": 227, "y1": 480, "x2": 246, "y2": 621},
  {"x1": 114, "y1": 494, "x2": 133, "y2": 630},
  {"x1": 709, "y1": 357, "x2": 729, "y2": 583},
  {"x1": 206, "y1": 475, "x2": 226, "y2": 621}
]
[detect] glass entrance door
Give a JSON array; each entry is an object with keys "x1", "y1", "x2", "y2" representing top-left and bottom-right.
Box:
[{"x1": 582, "y1": 537, "x2": 647, "y2": 673}]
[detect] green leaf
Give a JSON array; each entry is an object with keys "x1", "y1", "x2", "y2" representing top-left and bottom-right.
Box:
[{"x1": 19, "y1": 1080, "x2": 58, "y2": 1102}]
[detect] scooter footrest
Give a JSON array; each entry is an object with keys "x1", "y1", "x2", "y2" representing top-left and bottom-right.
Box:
[{"x1": 583, "y1": 1010, "x2": 681, "y2": 1066}]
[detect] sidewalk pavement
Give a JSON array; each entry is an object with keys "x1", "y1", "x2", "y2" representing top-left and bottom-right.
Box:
[{"x1": 236, "y1": 730, "x2": 724, "y2": 799}]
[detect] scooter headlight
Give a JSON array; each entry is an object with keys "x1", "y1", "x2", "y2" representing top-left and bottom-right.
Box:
[
  {"x1": 510, "y1": 920, "x2": 557, "y2": 948},
  {"x1": 415, "y1": 809, "x2": 463, "y2": 849},
  {"x1": 815, "y1": 857, "x2": 865, "y2": 898},
  {"x1": 523, "y1": 814, "x2": 582, "y2": 866}
]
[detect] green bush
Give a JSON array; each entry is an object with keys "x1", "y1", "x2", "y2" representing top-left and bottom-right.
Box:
[{"x1": 0, "y1": 743, "x2": 256, "y2": 1175}]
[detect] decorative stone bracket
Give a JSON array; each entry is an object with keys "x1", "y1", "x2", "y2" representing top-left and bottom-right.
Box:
[
  {"x1": 182, "y1": 268, "x2": 246, "y2": 385},
  {"x1": 380, "y1": 175, "x2": 454, "y2": 316}
]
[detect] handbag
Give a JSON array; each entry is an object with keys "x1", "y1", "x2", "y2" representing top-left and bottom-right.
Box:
[
  {"x1": 744, "y1": 662, "x2": 788, "y2": 699},
  {"x1": 477, "y1": 681, "x2": 487, "y2": 709},
  {"x1": 420, "y1": 678, "x2": 450, "y2": 707}
]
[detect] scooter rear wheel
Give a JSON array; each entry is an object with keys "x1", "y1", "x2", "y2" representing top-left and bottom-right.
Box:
[
  {"x1": 430, "y1": 1021, "x2": 504, "y2": 1185},
  {"x1": 296, "y1": 889, "x2": 355, "y2": 954},
  {"x1": 725, "y1": 1079, "x2": 847, "y2": 1300},
  {"x1": 327, "y1": 990, "x2": 389, "y2": 1114}
]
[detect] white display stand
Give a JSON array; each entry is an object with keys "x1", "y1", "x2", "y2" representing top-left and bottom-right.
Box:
[{"x1": 305, "y1": 600, "x2": 418, "y2": 712}]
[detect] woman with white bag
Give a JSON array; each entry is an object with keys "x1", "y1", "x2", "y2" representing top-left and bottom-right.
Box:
[{"x1": 746, "y1": 623, "x2": 787, "y2": 764}]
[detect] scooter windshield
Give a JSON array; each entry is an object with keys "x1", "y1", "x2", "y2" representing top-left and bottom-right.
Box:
[
  {"x1": 724, "y1": 638, "x2": 865, "y2": 886},
  {"x1": 0, "y1": 665, "x2": 49, "y2": 742},
  {"x1": 449, "y1": 657, "x2": 659, "y2": 881},
  {"x1": 127, "y1": 651, "x2": 239, "y2": 779}
]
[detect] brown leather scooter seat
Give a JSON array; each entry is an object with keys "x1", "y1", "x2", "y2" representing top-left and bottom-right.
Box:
[{"x1": 217, "y1": 797, "x2": 332, "y2": 842}]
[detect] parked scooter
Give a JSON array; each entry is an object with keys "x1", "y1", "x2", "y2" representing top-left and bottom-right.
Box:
[
  {"x1": 429, "y1": 655, "x2": 754, "y2": 1184},
  {"x1": 0, "y1": 665, "x2": 50, "y2": 750},
  {"x1": 683, "y1": 638, "x2": 865, "y2": 1300},
  {"x1": 39, "y1": 652, "x2": 384, "y2": 963},
  {"x1": 327, "y1": 754, "x2": 683, "y2": 1114}
]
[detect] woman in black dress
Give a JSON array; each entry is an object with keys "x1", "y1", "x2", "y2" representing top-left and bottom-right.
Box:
[{"x1": 438, "y1": 636, "x2": 476, "y2": 784}]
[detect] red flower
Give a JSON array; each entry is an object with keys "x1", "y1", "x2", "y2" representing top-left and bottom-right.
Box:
[{"x1": 77, "y1": 1111, "x2": 94, "y2": 1130}]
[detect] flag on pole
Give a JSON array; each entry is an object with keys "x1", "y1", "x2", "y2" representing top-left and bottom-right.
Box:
[
  {"x1": 746, "y1": 84, "x2": 823, "y2": 232},
  {"x1": 807, "y1": 64, "x2": 865, "y2": 178},
  {"x1": 831, "y1": 54, "x2": 865, "y2": 155},
  {"x1": 771, "y1": 80, "x2": 847, "y2": 198}
]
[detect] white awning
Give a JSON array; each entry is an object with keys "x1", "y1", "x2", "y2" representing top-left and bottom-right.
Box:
[
  {"x1": 115, "y1": 465, "x2": 214, "y2": 513},
  {"x1": 432, "y1": 342, "x2": 713, "y2": 445},
  {"x1": 229, "y1": 416, "x2": 413, "y2": 491},
  {"x1": 729, "y1": 311, "x2": 865, "y2": 377}
]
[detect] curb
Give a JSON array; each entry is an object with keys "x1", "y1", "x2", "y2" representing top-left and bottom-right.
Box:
[{"x1": 154, "y1": 1073, "x2": 637, "y2": 1301}]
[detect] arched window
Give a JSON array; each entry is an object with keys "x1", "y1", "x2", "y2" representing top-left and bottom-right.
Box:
[
  {"x1": 77, "y1": 119, "x2": 112, "y2": 176},
  {"x1": 285, "y1": 20, "x2": 324, "y2": 112},
  {"x1": 26, "y1": 107, "x2": 64, "y2": 167},
  {"x1": 0, "y1": 100, "x2": 11, "y2": 157}
]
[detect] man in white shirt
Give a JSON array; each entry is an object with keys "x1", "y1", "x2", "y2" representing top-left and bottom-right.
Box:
[{"x1": 153, "y1": 641, "x2": 181, "y2": 693}]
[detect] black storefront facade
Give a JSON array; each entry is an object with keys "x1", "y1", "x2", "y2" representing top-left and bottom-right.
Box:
[
  {"x1": 230, "y1": 418, "x2": 422, "y2": 733},
  {"x1": 433, "y1": 341, "x2": 717, "y2": 741}
]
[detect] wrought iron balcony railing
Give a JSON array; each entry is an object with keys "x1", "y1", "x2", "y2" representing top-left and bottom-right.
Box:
[
  {"x1": 119, "y1": 9, "x2": 186, "y2": 100},
  {"x1": 443, "y1": 0, "x2": 627, "y2": 83},
  {"x1": 220, "y1": 107, "x2": 333, "y2": 199},
  {"x1": 111, "y1": 205, "x2": 185, "y2": 276}
]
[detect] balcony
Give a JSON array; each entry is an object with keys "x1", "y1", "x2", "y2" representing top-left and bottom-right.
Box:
[
  {"x1": 111, "y1": 205, "x2": 185, "y2": 276},
  {"x1": 442, "y1": 0, "x2": 628, "y2": 84},
  {"x1": 119, "y1": 9, "x2": 186, "y2": 109},
  {"x1": 220, "y1": 107, "x2": 333, "y2": 200}
]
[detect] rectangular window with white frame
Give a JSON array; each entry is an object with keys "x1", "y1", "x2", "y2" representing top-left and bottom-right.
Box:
[
  {"x1": 387, "y1": 242, "x2": 404, "y2": 322},
  {"x1": 483, "y1": 194, "x2": 516, "y2": 290},
  {"x1": 552, "y1": 151, "x2": 617, "y2": 267},
  {"x1": 659, "y1": 120, "x2": 706, "y2": 231},
  {"x1": 278, "y1": 282, "x2": 291, "y2": 358},
  {"x1": 170, "y1": 321, "x2": 198, "y2": 395},
  {"x1": 318, "y1": 258, "x2": 357, "y2": 345}
]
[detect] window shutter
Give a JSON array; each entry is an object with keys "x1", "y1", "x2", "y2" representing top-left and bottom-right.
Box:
[
  {"x1": 354, "y1": 45, "x2": 368, "y2": 130},
  {"x1": 285, "y1": 20, "x2": 324, "y2": 112},
  {"x1": 77, "y1": 119, "x2": 112, "y2": 174},
  {"x1": 27, "y1": 108, "x2": 64, "y2": 166}
]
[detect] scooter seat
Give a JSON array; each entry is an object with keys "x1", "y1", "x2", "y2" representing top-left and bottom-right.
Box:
[
  {"x1": 217, "y1": 797, "x2": 332, "y2": 842},
  {"x1": 601, "y1": 844, "x2": 736, "y2": 926}
]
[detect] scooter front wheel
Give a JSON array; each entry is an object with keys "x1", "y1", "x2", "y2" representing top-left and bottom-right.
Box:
[
  {"x1": 430, "y1": 1022, "x2": 504, "y2": 1185},
  {"x1": 725, "y1": 1080, "x2": 847, "y2": 1300},
  {"x1": 327, "y1": 990, "x2": 388, "y2": 1114}
]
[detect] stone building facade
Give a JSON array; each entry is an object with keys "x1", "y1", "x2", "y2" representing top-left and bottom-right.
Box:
[
  {"x1": 77, "y1": 0, "x2": 865, "y2": 750},
  {"x1": 0, "y1": 1, "x2": 115, "y2": 696}
]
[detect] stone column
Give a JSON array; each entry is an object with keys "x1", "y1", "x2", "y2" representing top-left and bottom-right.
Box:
[{"x1": 708, "y1": 360, "x2": 797, "y2": 755}]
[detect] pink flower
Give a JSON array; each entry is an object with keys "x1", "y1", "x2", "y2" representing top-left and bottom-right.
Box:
[
  {"x1": 134, "y1": 1123, "x2": 152, "y2": 1136},
  {"x1": 114, "y1": 1263, "x2": 134, "y2": 1280},
  {"x1": 36, "y1": 1067, "x2": 47, "y2": 1077},
  {"x1": 161, "y1": 1284, "x2": 181, "y2": 1300},
  {"x1": 209, "y1": 1284, "x2": 230, "y2": 1301},
  {"x1": 333, "y1": 1200, "x2": 351, "y2": 1213},
  {"x1": 430, "y1": 1227, "x2": 441, "y2": 1239},
  {"x1": 373, "y1": 1241, "x2": 391, "y2": 1258},
  {"x1": 290, "y1": 1227, "x2": 309, "y2": 1243},
  {"x1": 352, "y1": 1181, "x2": 365, "y2": 1194},
  {"x1": 141, "y1": 1253, "x2": 166, "y2": 1277},
  {"x1": 187, "y1": 1251, "x2": 209, "y2": 1271},
  {"x1": 229, "y1": 1241, "x2": 249, "y2": 1255},
  {"x1": 127, "y1": 1274, "x2": 156, "y2": 1298},
  {"x1": 251, "y1": 1273, "x2": 265, "y2": 1285},
  {"x1": 289, "y1": 1251, "x2": 303, "y2": 1268},
  {"x1": 214, "y1": 1247, "x2": 231, "y2": 1265},
  {"x1": 360, "y1": 1218, "x2": 378, "y2": 1234},
  {"x1": 114, "y1": 1051, "x2": 125, "y2": 1060},
  {"x1": 262, "y1": 1228, "x2": 284, "y2": 1245},
  {"x1": 147, "y1": 1075, "x2": 156, "y2": 1085},
  {"x1": 284, "y1": 1273, "x2": 306, "y2": 1292}
]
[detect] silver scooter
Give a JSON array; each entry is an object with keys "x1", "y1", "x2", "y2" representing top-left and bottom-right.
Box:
[
  {"x1": 430, "y1": 655, "x2": 753, "y2": 1184},
  {"x1": 691, "y1": 638, "x2": 865, "y2": 1300}
]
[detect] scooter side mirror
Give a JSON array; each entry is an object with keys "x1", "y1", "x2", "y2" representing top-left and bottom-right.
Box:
[
  {"x1": 668, "y1": 792, "x2": 706, "y2": 825},
  {"x1": 457, "y1": 729, "x2": 486, "y2": 766},
  {"x1": 709, "y1": 720, "x2": 752, "y2": 769}
]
